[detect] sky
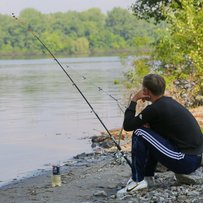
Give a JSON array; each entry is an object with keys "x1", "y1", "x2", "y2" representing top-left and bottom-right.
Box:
[{"x1": 0, "y1": 0, "x2": 136, "y2": 16}]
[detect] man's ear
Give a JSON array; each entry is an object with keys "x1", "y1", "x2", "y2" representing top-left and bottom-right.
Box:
[
  {"x1": 143, "y1": 87, "x2": 150, "y2": 95},
  {"x1": 147, "y1": 89, "x2": 152, "y2": 96}
]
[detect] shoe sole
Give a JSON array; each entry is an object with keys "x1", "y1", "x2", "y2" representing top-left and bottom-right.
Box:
[
  {"x1": 117, "y1": 187, "x2": 148, "y2": 199},
  {"x1": 129, "y1": 187, "x2": 148, "y2": 195}
]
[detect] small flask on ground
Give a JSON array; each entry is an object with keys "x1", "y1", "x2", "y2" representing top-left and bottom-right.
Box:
[{"x1": 51, "y1": 165, "x2": 61, "y2": 187}]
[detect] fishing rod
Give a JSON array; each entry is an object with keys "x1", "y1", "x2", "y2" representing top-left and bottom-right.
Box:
[{"x1": 12, "y1": 13, "x2": 132, "y2": 168}]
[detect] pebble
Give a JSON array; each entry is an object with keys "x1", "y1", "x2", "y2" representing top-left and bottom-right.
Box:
[
  {"x1": 113, "y1": 168, "x2": 203, "y2": 203},
  {"x1": 93, "y1": 190, "x2": 107, "y2": 197},
  {"x1": 67, "y1": 151, "x2": 203, "y2": 203},
  {"x1": 107, "y1": 185, "x2": 115, "y2": 189},
  {"x1": 93, "y1": 147, "x2": 104, "y2": 154},
  {"x1": 187, "y1": 191, "x2": 200, "y2": 196}
]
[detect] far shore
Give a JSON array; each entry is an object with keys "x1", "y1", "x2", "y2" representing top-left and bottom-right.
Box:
[{"x1": 0, "y1": 49, "x2": 139, "y2": 60}]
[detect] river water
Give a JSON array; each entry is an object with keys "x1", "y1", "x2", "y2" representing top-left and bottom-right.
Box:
[{"x1": 0, "y1": 56, "x2": 130, "y2": 186}]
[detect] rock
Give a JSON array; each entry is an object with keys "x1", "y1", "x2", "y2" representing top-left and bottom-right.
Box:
[
  {"x1": 187, "y1": 191, "x2": 200, "y2": 196},
  {"x1": 109, "y1": 194, "x2": 116, "y2": 199},
  {"x1": 91, "y1": 135, "x2": 109, "y2": 143},
  {"x1": 93, "y1": 147, "x2": 104, "y2": 154},
  {"x1": 175, "y1": 167, "x2": 203, "y2": 185},
  {"x1": 156, "y1": 162, "x2": 168, "y2": 172},
  {"x1": 100, "y1": 141, "x2": 114, "y2": 149},
  {"x1": 74, "y1": 152, "x2": 95, "y2": 160},
  {"x1": 91, "y1": 129, "x2": 131, "y2": 150},
  {"x1": 93, "y1": 190, "x2": 107, "y2": 197},
  {"x1": 74, "y1": 152, "x2": 87, "y2": 159}
]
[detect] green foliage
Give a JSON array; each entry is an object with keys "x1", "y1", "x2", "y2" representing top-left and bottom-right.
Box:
[
  {"x1": 124, "y1": 57, "x2": 151, "y2": 89},
  {"x1": 41, "y1": 32, "x2": 64, "y2": 52},
  {"x1": 106, "y1": 7, "x2": 137, "y2": 41},
  {"x1": 0, "y1": 8, "x2": 159, "y2": 57},
  {"x1": 129, "y1": 0, "x2": 203, "y2": 106},
  {"x1": 73, "y1": 37, "x2": 89, "y2": 54},
  {"x1": 154, "y1": 0, "x2": 203, "y2": 106},
  {"x1": 131, "y1": 0, "x2": 182, "y2": 22},
  {"x1": 113, "y1": 79, "x2": 120, "y2": 85}
]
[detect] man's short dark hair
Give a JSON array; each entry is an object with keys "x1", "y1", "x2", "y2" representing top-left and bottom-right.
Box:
[{"x1": 143, "y1": 74, "x2": 166, "y2": 96}]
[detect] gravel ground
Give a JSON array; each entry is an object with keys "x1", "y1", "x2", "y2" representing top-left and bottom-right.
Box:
[{"x1": 1, "y1": 150, "x2": 203, "y2": 203}]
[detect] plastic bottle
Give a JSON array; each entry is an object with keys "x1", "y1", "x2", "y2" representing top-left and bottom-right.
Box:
[{"x1": 51, "y1": 165, "x2": 61, "y2": 187}]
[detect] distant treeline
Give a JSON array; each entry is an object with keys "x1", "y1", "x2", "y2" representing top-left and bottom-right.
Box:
[{"x1": 0, "y1": 8, "x2": 160, "y2": 57}]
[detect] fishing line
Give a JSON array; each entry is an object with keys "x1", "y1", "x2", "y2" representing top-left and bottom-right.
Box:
[
  {"x1": 65, "y1": 65, "x2": 129, "y2": 147},
  {"x1": 65, "y1": 65, "x2": 131, "y2": 146},
  {"x1": 12, "y1": 13, "x2": 132, "y2": 168},
  {"x1": 65, "y1": 65, "x2": 127, "y2": 113}
]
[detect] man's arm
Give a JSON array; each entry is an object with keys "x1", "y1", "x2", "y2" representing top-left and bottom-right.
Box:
[
  {"x1": 123, "y1": 89, "x2": 152, "y2": 131},
  {"x1": 123, "y1": 101, "x2": 144, "y2": 131}
]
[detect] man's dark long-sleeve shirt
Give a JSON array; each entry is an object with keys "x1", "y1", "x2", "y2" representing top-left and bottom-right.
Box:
[{"x1": 123, "y1": 96, "x2": 203, "y2": 154}]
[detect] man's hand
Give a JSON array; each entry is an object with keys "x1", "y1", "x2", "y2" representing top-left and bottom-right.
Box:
[
  {"x1": 143, "y1": 123, "x2": 150, "y2": 128},
  {"x1": 131, "y1": 89, "x2": 150, "y2": 102}
]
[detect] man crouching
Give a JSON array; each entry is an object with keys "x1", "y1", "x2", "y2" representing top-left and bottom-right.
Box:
[{"x1": 117, "y1": 74, "x2": 203, "y2": 197}]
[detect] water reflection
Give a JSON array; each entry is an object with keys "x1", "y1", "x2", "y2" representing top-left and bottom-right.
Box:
[{"x1": 0, "y1": 56, "x2": 128, "y2": 185}]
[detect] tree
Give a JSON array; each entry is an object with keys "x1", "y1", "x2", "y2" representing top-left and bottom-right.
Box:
[
  {"x1": 131, "y1": 0, "x2": 182, "y2": 22},
  {"x1": 0, "y1": 8, "x2": 160, "y2": 57},
  {"x1": 129, "y1": 0, "x2": 203, "y2": 106},
  {"x1": 19, "y1": 8, "x2": 46, "y2": 33},
  {"x1": 80, "y1": 8, "x2": 106, "y2": 26},
  {"x1": 154, "y1": 0, "x2": 203, "y2": 106},
  {"x1": 73, "y1": 37, "x2": 89, "y2": 54},
  {"x1": 41, "y1": 31, "x2": 64, "y2": 52},
  {"x1": 106, "y1": 7, "x2": 138, "y2": 41}
]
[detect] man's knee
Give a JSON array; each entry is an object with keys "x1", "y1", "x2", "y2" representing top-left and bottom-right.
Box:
[
  {"x1": 132, "y1": 129, "x2": 141, "y2": 143},
  {"x1": 133, "y1": 128, "x2": 145, "y2": 136},
  {"x1": 132, "y1": 129, "x2": 145, "y2": 150}
]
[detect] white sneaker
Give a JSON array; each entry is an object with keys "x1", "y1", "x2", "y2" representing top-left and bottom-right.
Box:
[{"x1": 117, "y1": 178, "x2": 148, "y2": 198}]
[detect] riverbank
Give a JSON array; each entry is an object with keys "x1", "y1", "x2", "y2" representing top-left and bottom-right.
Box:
[
  {"x1": 1, "y1": 149, "x2": 203, "y2": 203},
  {"x1": 1, "y1": 127, "x2": 203, "y2": 203}
]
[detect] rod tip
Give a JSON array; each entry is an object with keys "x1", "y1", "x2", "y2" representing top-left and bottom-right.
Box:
[{"x1": 12, "y1": 13, "x2": 16, "y2": 18}]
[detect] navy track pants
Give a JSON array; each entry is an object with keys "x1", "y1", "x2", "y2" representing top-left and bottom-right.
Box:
[{"x1": 132, "y1": 127, "x2": 202, "y2": 182}]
